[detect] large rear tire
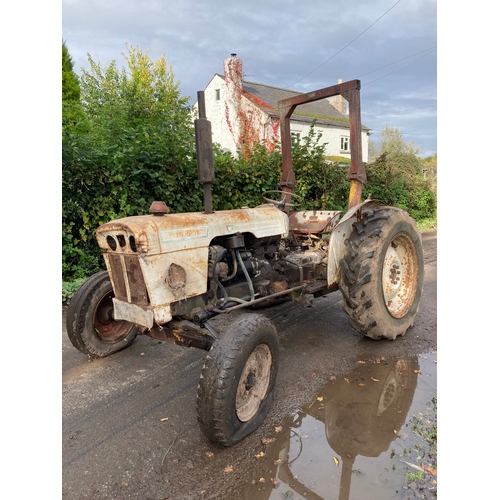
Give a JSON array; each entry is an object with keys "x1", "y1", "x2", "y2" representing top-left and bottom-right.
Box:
[
  {"x1": 66, "y1": 271, "x2": 139, "y2": 358},
  {"x1": 339, "y1": 207, "x2": 424, "y2": 340},
  {"x1": 196, "y1": 313, "x2": 279, "y2": 446}
]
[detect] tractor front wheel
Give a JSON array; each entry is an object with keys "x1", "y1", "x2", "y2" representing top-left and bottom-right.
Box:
[
  {"x1": 196, "y1": 313, "x2": 279, "y2": 446},
  {"x1": 339, "y1": 207, "x2": 424, "y2": 340}
]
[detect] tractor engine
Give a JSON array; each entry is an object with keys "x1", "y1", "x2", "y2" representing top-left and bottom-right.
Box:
[{"x1": 173, "y1": 231, "x2": 329, "y2": 323}]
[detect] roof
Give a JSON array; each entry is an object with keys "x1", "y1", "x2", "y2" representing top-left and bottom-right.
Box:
[{"x1": 215, "y1": 74, "x2": 368, "y2": 131}]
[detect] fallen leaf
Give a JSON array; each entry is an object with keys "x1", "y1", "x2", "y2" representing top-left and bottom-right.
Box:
[
  {"x1": 255, "y1": 452, "x2": 265, "y2": 458},
  {"x1": 393, "y1": 429, "x2": 398, "y2": 435},
  {"x1": 224, "y1": 466, "x2": 233, "y2": 473},
  {"x1": 274, "y1": 459, "x2": 282, "y2": 464},
  {"x1": 205, "y1": 452, "x2": 214, "y2": 457},
  {"x1": 370, "y1": 377, "x2": 379, "y2": 382},
  {"x1": 317, "y1": 396, "x2": 324, "y2": 401},
  {"x1": 261, "y1": 437, "x2": 276, "y2": 445},
  {"x1": 414, "y1": 369, "x2": 422, "y2": 374},
  {"x1": 164, "y1": 479, "x2": 169, "y2": 483},
  {"x1": 160, "y1": 417, "x2": 169, "y2": 422},
  {"x1": 140, "y1": 353, "x2": 145, "y2": 356},
  {"x1": 284, "y1": 491, "x2": 293, "y2": 499},
  {"x1": 357, "y1": 360, "x2": 366, "y2": 364},
  {"x1": 302, "y1": 434, "x2": 308, "y2": 439},
  {"x1": 259, "y1": 478, "x2": 265, "y2": 483},
  {"x1": 311, "y1": 371, "x2": 317, "y2": 377},
  {"x1": 330, "y1": 375, "x2": 336, "y2": 380},
  {"x1": 275, "y1": 426, "x2": 283, "y2": 433},
  {"x1": 425, "y1": 466, "x2": 437, "y2": 476},
  {"x1": 270, "y1": 478, "x2": 277, "y2": 485},
  {"x1": 333, "y1": 456, "x2": 339, "y2": 467},
  {"x1": 122, "y1": 482, "x2": 128, "y2": 487},
  {"x1": 344, "y1": 378, "x2": 350, "y2": 383},
  {"x1": 358, "y1": 383, "x2": 366, "y2": 387}
]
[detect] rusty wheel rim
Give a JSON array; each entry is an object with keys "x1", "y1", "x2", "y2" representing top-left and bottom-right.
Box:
[
  {"x1": 93, "y1": 291, "x2": 132, "y2": 343},
  {"x1": 382, "y1": 233, "x2": 419, "y2": 318},
  {"x1": 236, "y1": 344, "x2": 272, "y2": 422}
]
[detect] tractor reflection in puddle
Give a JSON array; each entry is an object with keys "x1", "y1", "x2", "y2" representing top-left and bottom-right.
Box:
[{"x1": 260, "y1": 357, "x2": 419, "y2": 500}]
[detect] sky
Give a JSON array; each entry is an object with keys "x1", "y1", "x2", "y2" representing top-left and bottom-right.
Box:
[{"x1": 62, "y1": 0, "x2": 438, "y2": 157}]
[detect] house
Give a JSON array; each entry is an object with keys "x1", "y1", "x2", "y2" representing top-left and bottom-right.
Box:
[{"x1": 197, "y1": 54, "x2": 370, "y2": 162}]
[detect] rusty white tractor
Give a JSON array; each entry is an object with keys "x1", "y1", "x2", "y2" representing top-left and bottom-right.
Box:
[{"x1": 66, "y1": 80, "x2": 424, "y2": 446}]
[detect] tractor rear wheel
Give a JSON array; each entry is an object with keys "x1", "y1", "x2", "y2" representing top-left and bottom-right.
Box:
[
  {"x1": 339, "y1": 207, "x2": 424, "y2": 340},
  {"x1": 196, "y1": 313, "x2": 279, "y2": 446},
  {"x1": 66, "y1": 271, "x2": 139, "y2": 358}
]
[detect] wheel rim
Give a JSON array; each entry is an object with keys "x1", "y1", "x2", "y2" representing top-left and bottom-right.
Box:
[
  {"x1": 382, "y1": 233, "x2": 419, "y2": 318},
  {"x1": 93, "y1": 291, "x2": 133, "y2": 343},
  {"x1": 376, "y1": 360, "x2": 409, "y2": 416},
  {"x1": 236, "y1": 344, "x2": 272, "y2": 422}
]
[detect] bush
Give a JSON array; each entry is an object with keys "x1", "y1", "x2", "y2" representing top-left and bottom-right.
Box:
[{"x1": 62, "y1": 277, "x2": 86, "y2": 304}]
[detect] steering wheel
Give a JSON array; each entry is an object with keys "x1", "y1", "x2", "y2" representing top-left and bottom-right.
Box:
[{"x1": 262, "y1": 190, "x2": 303, "y2": 208}]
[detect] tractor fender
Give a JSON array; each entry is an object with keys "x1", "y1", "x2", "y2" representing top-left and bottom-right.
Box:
[{"x1": 326, "y1": 199, "x2": 386, "y2": 286}]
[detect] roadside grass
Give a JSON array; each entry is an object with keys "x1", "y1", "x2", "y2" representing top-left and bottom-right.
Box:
[
  {"x1": 417, "y1": 217, "x2": 437, "y2": 233},
  {"x1": 401, "y1": 396, "x2": 437, "y2": 498}
]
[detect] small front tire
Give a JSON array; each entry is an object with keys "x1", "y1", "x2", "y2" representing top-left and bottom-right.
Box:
[{"x1": 196, "y1": 313, "x2": 279, "y2": 446}]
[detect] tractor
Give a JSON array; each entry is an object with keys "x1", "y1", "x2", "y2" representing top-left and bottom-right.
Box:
[{"x1": 66, "y1": 79, "x2": 424, "y2": 446}]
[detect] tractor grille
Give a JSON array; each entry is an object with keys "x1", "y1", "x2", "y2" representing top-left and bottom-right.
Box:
[{"x1": 107, "y1": 254, "x2": 150, "y2": 306}]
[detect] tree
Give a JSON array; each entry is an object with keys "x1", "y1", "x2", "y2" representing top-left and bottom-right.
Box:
[
  {"x1": 62, "y1": 44, "x2": 200, "y2": 280},
  {"x1": 62, "y1": 41, "x2": 80, "y2": 102},
  {"x1": 365, "y1": 125, "x2": 436, "y2": 221},
  {"x1": 62, "y1": 41, "x2": 87, "y2": 133},
  {"x1": 378, "y1": 124, "x2": 419, "y2": 156}
]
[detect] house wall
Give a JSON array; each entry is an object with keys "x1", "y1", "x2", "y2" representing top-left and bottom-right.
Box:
[
  {"x1": 287, "y1": 120, "x2": 369, "y2": 163},
  {"x1": 203, "y1": 75, "x2": 236, "y2": 153},
  {"x1": 200, "y1": 74, "x2": 369, "y2": 163}
]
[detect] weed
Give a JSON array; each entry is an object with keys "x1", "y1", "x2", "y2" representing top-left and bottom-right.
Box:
[
  {"x1": 62, "y1": 278, "x2": 86, "y2": 304},
  {"x1": 405, "y1": 470, "x2": 424, "y2": 483}
]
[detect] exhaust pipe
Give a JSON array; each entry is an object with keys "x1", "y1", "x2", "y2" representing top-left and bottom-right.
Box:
[{"x1": 195, "y1": 91, "x2": 215, "y2": 214}]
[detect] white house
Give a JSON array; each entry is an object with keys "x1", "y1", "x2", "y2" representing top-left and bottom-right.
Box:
[{"x1": 197, "y1": 54, "x2": 370, "y2": 163}]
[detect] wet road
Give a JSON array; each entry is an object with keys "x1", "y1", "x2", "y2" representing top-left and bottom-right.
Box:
[{"x1": 62, "y1": 231, "x2": 437, "y2": 500}]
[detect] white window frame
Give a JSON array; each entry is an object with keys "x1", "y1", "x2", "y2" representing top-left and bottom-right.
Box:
[{"x1": 340, "y1": 136, "x2": 350, "y2": 152}]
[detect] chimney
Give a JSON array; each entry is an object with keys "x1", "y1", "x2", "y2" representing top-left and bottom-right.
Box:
[
  {"x1": 329, "y1": 79, "x2": 347, "y2": 115},
  {"x1": 224, "y1": 53, "x2": 243, "y2": 93}
]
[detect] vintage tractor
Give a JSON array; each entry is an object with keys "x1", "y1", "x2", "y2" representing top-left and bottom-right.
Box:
[{"x1": 66, "y1": 80, "x2": 424, "y2": 446}]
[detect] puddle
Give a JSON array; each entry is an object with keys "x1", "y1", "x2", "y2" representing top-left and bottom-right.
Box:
[{"x1": 241, "y1": 353, "x2": 437, "y2": 500}]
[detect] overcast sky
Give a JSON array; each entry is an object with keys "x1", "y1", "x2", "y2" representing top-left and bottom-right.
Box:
[{"x1": 62, "y1": 0, "x2": 438, "y2": 157}]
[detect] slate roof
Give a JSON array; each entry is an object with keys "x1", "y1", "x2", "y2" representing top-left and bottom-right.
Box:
[{"x1": 216, "y1": 74, "x2": 368, "y2": 131}]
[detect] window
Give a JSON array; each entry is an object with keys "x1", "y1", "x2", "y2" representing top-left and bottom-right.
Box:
[
  {"x1": 341, "y1": 136, "x2": 350, "y2": 152},
  {"x1": 215, "y1": 89, "x2": 220, "y2": 100}
]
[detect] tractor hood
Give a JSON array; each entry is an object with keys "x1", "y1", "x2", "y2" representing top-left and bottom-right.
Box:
[{"x1": 96, "y1": 206, "x2": 289, "y2": 255}]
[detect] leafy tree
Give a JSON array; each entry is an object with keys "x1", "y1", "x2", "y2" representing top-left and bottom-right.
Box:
[
  {"x1": 62, "y1": 41, "x2": 87, "y2": 133},
  {"x1": 62, "y1": 44, "x2": 200, "y2": 280},
  {"x1": 62, "y1": 41, "x2": 80, "y2": 101},
  {"x1": 378, "y1": 124, "x2": 419, "y2": 156}
]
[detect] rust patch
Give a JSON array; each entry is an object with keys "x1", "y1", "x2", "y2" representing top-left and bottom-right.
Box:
[
  {"x1": 289, "y1": 211, "x2": 341, "y2": 234},
  {"x1": 167, "y1": 263, "x2": 187, "y2": 290}
]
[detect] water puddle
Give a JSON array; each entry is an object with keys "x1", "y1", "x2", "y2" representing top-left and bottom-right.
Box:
[{"x1": 242, "y1": 353, "x2": 437, "y2": 500}]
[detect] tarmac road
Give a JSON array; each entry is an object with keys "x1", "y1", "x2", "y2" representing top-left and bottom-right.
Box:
[{"x1": 62, "y1": 231, "x2": 437, "y2": 500}]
